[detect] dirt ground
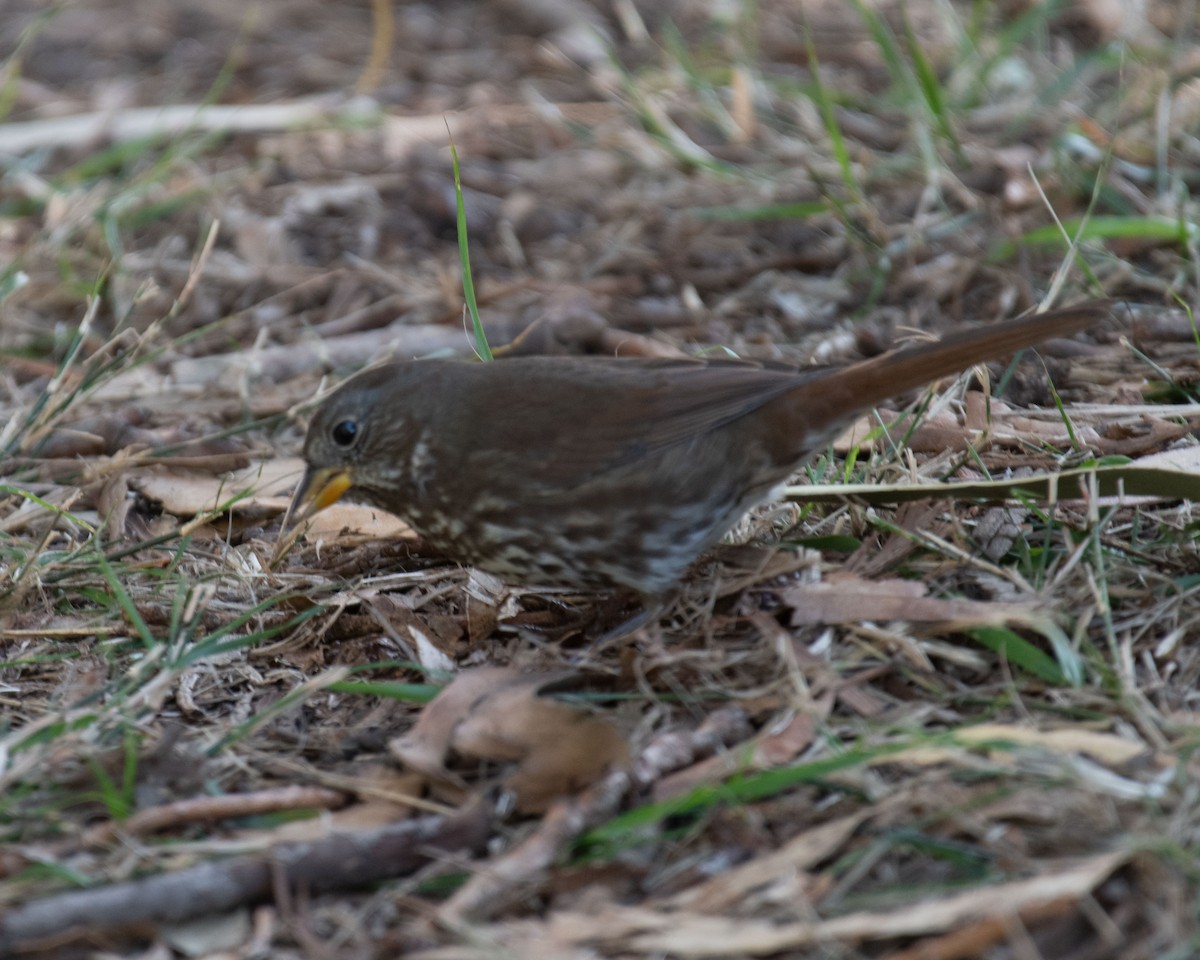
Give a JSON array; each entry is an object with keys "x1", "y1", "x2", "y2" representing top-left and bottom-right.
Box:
[{"x1": 3, "y1": 1, "x2": 1200, "y2": 958}]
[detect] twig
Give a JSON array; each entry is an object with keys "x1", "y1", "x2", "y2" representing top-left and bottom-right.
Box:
[
  {"x1": 0, "y1": 97, "x2": 377, "y2": 154},
  {"x1": 0, "y1": 803, "x2": 493, "y2": 954},
  {"x1": 80, "y1": 785, "x2": 349, "y2": 849}
]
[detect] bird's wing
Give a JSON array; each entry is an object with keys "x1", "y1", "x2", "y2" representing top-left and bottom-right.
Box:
[{"x1": 468, "y1": 357, "x2": 808, "y2": 488}]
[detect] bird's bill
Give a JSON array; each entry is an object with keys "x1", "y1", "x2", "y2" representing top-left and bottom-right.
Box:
[
  {"x1": 282, "y1": 465, "x2": 353, "y2": 530},
  {"x1": 272, "y1": 466, "x2": 352, "y2": 567}
]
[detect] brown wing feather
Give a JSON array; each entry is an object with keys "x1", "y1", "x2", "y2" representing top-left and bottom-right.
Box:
[
  {"x1": 462, "y1": 357, "x2": 808, "y2": 487},
  {"x1": 392, "y1": 301, "x2": 1114, "y2": 493},
  {"x1": 470, "y1": 301, "x2": 1114, "y2": 487}
]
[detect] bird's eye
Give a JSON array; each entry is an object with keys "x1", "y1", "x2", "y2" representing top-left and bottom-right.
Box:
[{"x1": 331, "y1": 419, "x2": 359, "y2": 447}]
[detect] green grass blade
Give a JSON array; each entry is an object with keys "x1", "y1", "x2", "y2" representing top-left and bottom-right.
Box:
[
  {"x1": 989, "y1": 215, "x2": 1196, "y2": 261},
  {"x1": 448, "y1": 133, "x2": 491, "y2": 361},
  {"x1": 327, "y1": 680, "x2": 441, "y2": 703},
  {"x1": 803, "y1": 28, "x2": 862, "y2": 205},
  {"x1": 969, "y1": 625, "x2": 1067, "y2": 684}
]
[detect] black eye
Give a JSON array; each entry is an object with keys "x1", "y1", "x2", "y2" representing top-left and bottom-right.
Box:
[{"x1": 331, "y1": 419, "x2": 358, "y2": 447}]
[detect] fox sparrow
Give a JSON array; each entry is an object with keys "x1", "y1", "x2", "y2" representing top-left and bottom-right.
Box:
[{"x1": 283, "y1": 301, "x2": 1112, "y2": 595}]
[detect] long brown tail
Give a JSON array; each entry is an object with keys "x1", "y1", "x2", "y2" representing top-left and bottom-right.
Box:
[{"x1": 791, "y1": 300, "x2": 1116, "y2": 436}]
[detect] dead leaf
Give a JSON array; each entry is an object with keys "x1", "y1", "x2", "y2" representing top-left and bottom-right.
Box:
[
  {"x1": 973, "y1": 504, "x2": 1026, "y2": 562},
  {"x1": 94, "y1": 471, "x2": 132, "y2": 540},
  {"x1": 511, "y1": 851, "x2": 1126, "y2": 956},
  {"x1": 389, "y1": 667, "x2": 515, "y2": 782},
  {"x1": 784, "y1": 572, "x2": 1035, "y2": 627},
  {"x1": 665, "y1": 809, "x2": 870, "y2": 912},
  {"x1": 452, "y1": 675, "x2": 629, "y2": 814},
  {"x1": 409, "y1": 623, "x2": 457, "y2": 674},
  {"x1": 130, "y1": 456, "x2": 411, "y2": 538},
  {"x1": 954, "y1": 722, "x2": 1150, "y2": 764},
  {"x1": 390, "y1": 668, "x2": 629, "y2": 814},
  {"x1": 464, "y1": 570, "x2": 505, "y2": 645},
  {"x1": 162, "y1": 910, "x2": 252, "y2": 957},
  {"x1": 879, "y1": 722, "x2": 1153, "y2": 769}
]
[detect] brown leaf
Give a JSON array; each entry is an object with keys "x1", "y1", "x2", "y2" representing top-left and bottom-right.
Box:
[
  {"x1": 390, "y1": 668, "x2": 629, "y2": 814},
  {"x1": 389, "y1": 667, "x2": 515, "y2": 782},
  {"x1": 665, "y1": 809, "x2": 870, "y2": 913},
  {"x1": 501, "y1": 851, "x2": 1126, "y2": 956},
  {"x1": 784, "y1": 572, "x2": 1035, "y2": 627},
  {"x1": 130, "y1": 456, "x2": 411, "y2": 538},
  {"x1": 94, "y1": 471, "x2": 131, "y2": 540},
  {"x1": 451, "y1": 675, "x2": 629, "y2": 814}
]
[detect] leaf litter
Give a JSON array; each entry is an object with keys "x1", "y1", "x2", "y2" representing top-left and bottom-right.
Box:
[{"x1": 2, "y1": 0, "x2": 1200, "y2": 957}]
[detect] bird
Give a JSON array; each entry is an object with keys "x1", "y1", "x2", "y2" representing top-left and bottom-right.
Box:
[{"x1": 280, "y1": 300, "x2": 1113, "y2": 601}]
